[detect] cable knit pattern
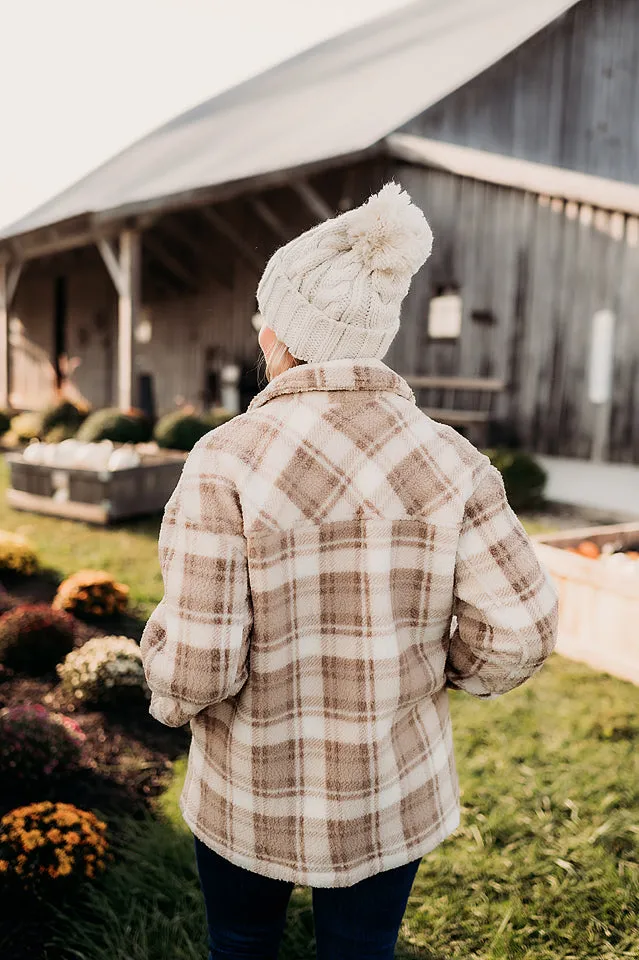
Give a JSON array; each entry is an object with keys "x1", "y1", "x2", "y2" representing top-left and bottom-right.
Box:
[{"x1": 257, "y1": 182, "x2": 433, "y2": 362}]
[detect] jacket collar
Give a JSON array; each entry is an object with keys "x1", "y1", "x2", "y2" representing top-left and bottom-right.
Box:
[{"x1": 248, "y1": 358, "x2": 415, "y2": 411}]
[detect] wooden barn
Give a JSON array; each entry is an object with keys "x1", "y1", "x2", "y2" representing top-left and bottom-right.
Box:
[{"x1": 1, "y1": 0, "x2": 639, "y2": 467}]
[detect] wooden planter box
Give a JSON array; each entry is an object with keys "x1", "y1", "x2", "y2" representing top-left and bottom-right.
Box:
[
  {"x1": 535, "y1": 523, "x2": 639, "y2": 685},
  {"x1": 5, "y1": 453, "x2": 186, "y2": 525}
]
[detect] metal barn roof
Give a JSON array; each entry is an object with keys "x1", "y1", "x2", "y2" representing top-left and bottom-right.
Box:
[{"x1": 1, "y1": 0, "x2": 577, "y2": 243}]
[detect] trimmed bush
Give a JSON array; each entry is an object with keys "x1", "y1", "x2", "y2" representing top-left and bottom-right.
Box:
[
  {"x1": 40, "y1": 401, "x2": 87, "y2": 437},
  {"x1": 0, "y1": 409, "x2": 12, "y2": 436},
  {"x1": 57, "y1": 636, "x2": 148, "y2": 707},
  {"x1": 207, "y1": 407, "x2": 235, "y2": 429},
  {"x1": 45, "y1": 423, "x2": 79, "y2": 443},
  {"x1": 77, "y1": 408, "x2": 152, "y2": 445},
  {"x1": 10, "y1": 411, "x2": 44, "y2": 443},
  {"x1": 154, "y1": 410, "x2": 211, "y2": 452},
  {"x1": 0, "y1": 531, "x2": 38, "y2": 576},
  {"x1": 485, "y1": 449, "x2": 547, "y2": 512},
  {"x1": 0, "y1": 801, "x2": 108, "y2": 888},
  {"x1": 0, "y1": 705, "x2": 85, "y2": 789},
  {"x1": 0, "y1": 605, "x2": 76, "y2": 675},
  {"x1": 53, "y1": 570, "x2": 129, "y2": 619}
]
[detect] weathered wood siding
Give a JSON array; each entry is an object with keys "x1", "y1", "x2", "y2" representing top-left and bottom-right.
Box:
[
  {"x1": 9, "y1": 253, "x2": 260, "y2": 416},
  {"x1": 387, "y1": 162, "x2": 639, "y2": 463},
  {"x1": 10, "y1": 261, "x2": 56, "y2": 409},
  {"x1": 403, "y1": 0, "x2": 639, "y2": 185},
  {"x1": 10, "y1": 158, "x2": 639, "y2": 463}
]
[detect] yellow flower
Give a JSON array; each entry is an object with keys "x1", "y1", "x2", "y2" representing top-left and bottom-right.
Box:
[
  {"x1": 65, "y1": 831, "x2": 81, "y2": 846},
  {"x1": 57, "y1": 860, "x2": 72, "y2": 877},
  {"x1": 47, "y1": 828, "x2": 63, "y2": 844},
  {"x1": 22, "y1": 830, "x2": 44, "y2": 851},
  {"x1": 0, "y1": 860, "x2": 8, "y2": 872},
  {"x1": 85, "y1": 865, "x2": 95, "y2": 878}
]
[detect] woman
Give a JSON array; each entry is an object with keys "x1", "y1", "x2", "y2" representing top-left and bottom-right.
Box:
[{"x1": 141, "y1": 183, "x2": 558, "y2": 960}]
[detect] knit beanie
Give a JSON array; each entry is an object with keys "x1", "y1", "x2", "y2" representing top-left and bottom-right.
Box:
[{"x1": 256, "y1": 182, "x2": 433, "y2": 363}]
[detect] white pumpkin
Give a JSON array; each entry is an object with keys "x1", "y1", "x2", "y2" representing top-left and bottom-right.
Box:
[
  {"x1": 108, "y1": 446, "x2": 141, "y2": 471},
  {"x1": 23, "y1": 442, "x2": 44, "y2": 464}
]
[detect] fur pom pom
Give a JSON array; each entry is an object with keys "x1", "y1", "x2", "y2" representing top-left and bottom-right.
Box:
[{"x1": 345, "y1": 182, "x2": 433, "y2": 274}]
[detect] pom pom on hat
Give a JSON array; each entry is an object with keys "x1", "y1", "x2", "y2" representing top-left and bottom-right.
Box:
[{"x1": 345, "y1": 182, "x2": 433, "y2": 275}]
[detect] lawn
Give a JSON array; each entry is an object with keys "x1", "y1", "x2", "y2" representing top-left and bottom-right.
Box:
[
  {"x1": 0, "y1": 461, "x2": 637, "y2": 959},
  {"x1": 0, "y1": 460, "x2": 163, "y2": 621},
  {"x1": 55, "y1": 656, "x2": 639, "y2": 960}
]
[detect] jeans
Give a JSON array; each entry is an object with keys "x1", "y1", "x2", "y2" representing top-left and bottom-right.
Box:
[{"x1": 194, "y1": 837, "x2": 421, "y2": 960}]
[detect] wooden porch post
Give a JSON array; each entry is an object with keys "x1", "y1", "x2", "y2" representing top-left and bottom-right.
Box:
[
  {"x1": 97, "y1": 231, "x2": 141, "y2": 412},
  {"x1": 118, "y1": 230, "x2": 140, "y2": 411},
  {"x1": 0, "y1": 264, "x2": 9, "y2": 409},
  {"x1": 0, "y1": 261, "x2": 22, "y2": 409}
]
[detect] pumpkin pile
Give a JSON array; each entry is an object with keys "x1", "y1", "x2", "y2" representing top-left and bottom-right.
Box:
[{"x1": 566, "y1": 539, "x2": 639, "y2": 575}]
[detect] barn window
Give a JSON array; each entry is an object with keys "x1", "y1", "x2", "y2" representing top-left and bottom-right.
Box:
[{"x1": 428, "y1": 292, "x2": 463, "y2": 339}]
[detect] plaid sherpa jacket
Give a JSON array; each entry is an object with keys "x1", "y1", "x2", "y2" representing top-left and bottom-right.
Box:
[{"x1": 140, "y1": 358, "x2": 558, "y2": 887}]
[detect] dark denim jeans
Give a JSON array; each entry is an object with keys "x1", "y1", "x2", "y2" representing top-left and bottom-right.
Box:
[{"x1": 194, "y1": 837, "x2": 421, "y2": 960}]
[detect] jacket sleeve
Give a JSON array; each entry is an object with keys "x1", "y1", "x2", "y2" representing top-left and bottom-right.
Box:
[
  {"x1": 140, "y1": 440, "x2": 252, "y2": 727},
  {"x1": 446, "y1": 462, "x2": 558, "y2": 699}
]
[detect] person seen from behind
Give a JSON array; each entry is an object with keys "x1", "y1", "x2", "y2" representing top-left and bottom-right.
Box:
[{"x1": 141, "y1": 182, "x2": 559, "y2": 960}]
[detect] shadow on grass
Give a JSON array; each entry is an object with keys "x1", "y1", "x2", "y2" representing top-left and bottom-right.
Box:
[
  {"x1": 0, "y1": 570, "x2": 148, "y2": 642},
  {"x1": 49, "y1": 816, "x2": 423, "y2": 960},
  {"x1": 1, "y1": 568, "x2": 62, "y2": 606}
]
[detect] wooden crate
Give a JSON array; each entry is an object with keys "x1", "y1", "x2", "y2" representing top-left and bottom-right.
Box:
[
  {"x1": 534, "y1": 523, "x2": 639, "y2": 685},
  {"x1": 5, "y1": 453, "x2": 186, "y2": 525}
]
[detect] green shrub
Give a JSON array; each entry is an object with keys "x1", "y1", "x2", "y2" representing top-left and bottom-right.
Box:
[
  {"x1": 0, "y1": 531, "x2": 39, "y2": 576},
  {"x1": 57, "y1": 636, "x2": 148, "y2": 707},
  {"x1": 41, "y1": 400, "x2": 87, "y2": 437},
  {"x1": 0, "y1": 409, "x2": 12, "y2": 436},
  {"x1": 0, "y1": 705, "x2": 86, "y2": 789},
  {"x1": 77, "y1": 408, "x2": 152, "y2": 444},
  {"x1": 45, "y1": 423, "x2": 79, "y2": 443},
  {"x1": 0, "y1": 604, "x2": 77, "y2": 675},
  {"x1": 485, "y1": 449, "x2": 547, "y2": 512},
  {"x1": 10, "y1": 411, "x2": 44, "y2": 442},
  {"x1": 154, "y1": 411, "x2": 211, "y2": 452},
  {"x1": 207, "y1": 407, "x2": 235, "y2": 429}
]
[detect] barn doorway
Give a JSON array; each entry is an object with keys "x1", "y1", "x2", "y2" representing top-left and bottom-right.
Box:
[{"x1": 53, "y1": 275, "x2": 67, "y2": 388}]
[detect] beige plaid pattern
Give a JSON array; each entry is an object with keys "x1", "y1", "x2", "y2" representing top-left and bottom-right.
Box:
[{"x1": 141, "y1": 358, "x2": 558, "y2": 887}]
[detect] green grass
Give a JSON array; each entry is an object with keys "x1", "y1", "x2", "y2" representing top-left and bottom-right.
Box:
[
  {"x1": 0, "y1": 461, "x2": 163, "y2": 619},
  {"x1": 2, "y1": 459, "x2": 637, "y2": 956},
  {"x1": 55, "y1": 657, "x2": 639, "y2": 960}
]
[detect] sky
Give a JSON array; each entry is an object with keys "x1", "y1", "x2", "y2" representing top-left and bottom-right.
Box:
[{"x1": 0, "y1": 0, "x2": 410, "y2": 231}]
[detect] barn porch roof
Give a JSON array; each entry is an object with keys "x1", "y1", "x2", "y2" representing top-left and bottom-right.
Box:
[
  {"x1": 0, "y1": 0, "x2": 576, "y2": 252},
  {"x1": 389, "y1": 134, "x2": 639, "y2": 219}
]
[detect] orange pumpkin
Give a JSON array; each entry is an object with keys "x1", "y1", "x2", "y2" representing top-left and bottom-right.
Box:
[{"x1": 577, "y1": 540, "x2": 601, "y2": 559}]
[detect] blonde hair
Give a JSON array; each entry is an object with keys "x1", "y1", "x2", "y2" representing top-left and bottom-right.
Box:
[{"x1": 264, "y1": 337, "x2": 303, "y2": 382}]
